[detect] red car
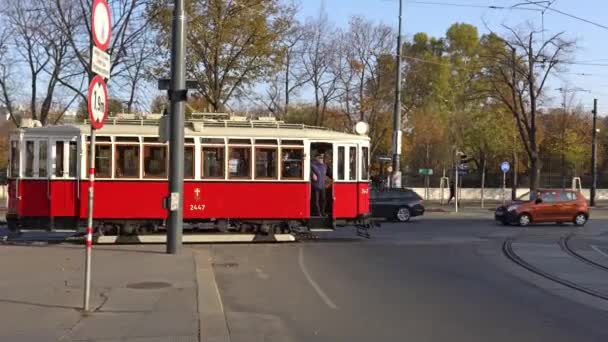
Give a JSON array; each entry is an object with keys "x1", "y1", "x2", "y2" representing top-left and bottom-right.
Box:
[{"x1": 495, "y1": 189, "x2": 589, "y2": 226}]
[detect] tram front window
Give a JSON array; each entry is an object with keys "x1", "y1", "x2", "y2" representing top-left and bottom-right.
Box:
[
  {"x1": 69, "y1": 142, "x2": 77, "y2": 178},
  {"x1": 349, "y1": 146, "x2": 357, "y2": 181},
  {"x1": 362, "y1": 147, "x2": 369, "y2": 180},
  {"x1": 55, "y1": 141, "x2": 64, "y2": 177},
  {"x1": 10, "y1": 140, "x2": 19, "y2": 177},
  {"x1": 39, "y1": 141, "x2": 48, "y2": 177},
  {"x1": 24, "y1": 141, "x2": 34, "y2": 177}
]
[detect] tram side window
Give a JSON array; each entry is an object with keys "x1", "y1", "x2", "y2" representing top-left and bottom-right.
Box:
[
  {"x1": 202, "y1": 146, "x2": 225, "y2": 178},
  {"x1": 55, "y1": 141, "x2": 64, "y2": 177},
  {"x1": 143, "y1": 145, "x2": 167, "y2": 178},
  {"x1": 184, "y1": 146, "x2": 194, "y2": 179},
  {"x1": 255, "y1": 148, "x2": 277, "y2": 179},
  {"x1": 39, "y1": 141, "x2": 48, "y2": 177},
  {"x1": 10, "y1": 140, "x2": 19, "y2": 177},
  {"x1": 337, "y1": 146, "x2": 345, "y2": 180},
  {"x1": 281, "y1": 148, "x2": 303, "y2": 179},
  {"x1": 24, "y1": 141, "x2": 34, "y2": 177},
  {"x1": 361, "y1": 147, "x2": 369, "y2": 180},
  {"x1": 87, "y1": 144, "x2": 112, "y2": 178},
  {"x1": 348, "y1": 146, "x2": 357, "y2": 181},
  {"x1": 228, "y1": 147, "x2": 251, "y2": 179},
  {"x1": 115, "y1": 145, "x2": 140, "y2": 178}
]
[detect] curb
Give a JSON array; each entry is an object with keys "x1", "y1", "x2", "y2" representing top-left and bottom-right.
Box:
[{"x1": 195, "y1": 250, "x2": 231, "y2": 342}]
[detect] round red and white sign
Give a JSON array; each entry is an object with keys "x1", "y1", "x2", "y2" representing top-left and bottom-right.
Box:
[
  {"x1": 92, "y1": 0, "x2": 111, "y2": 51},
  {"x1": 88, "y1": 76, "x2": 108, "y2": 130}
]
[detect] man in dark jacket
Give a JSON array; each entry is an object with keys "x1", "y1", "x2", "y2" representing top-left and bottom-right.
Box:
[{"x1": 311, "y1": 153, "x2": 328, "y2": 216}]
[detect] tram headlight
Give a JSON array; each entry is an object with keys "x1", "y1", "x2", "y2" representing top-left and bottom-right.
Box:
[{"x1": 354, "y1": 121, "x2": 369, "y2": 135}]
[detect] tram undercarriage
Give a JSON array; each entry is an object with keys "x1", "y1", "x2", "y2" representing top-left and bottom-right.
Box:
[{"x1": 7, "y1": 215, "x2": 376, "y2": 242}]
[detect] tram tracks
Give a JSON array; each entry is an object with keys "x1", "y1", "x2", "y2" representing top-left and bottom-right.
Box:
[{"x1": 503, "y1": 234, "x2": 608, "y2": 301}]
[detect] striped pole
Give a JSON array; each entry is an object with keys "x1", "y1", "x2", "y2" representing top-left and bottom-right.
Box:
[{"x1": 84, "y1": 127, "x2": 95, "y2": 312}]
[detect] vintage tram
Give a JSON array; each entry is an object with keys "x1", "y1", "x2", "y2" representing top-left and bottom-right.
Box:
[{"x1": 7, "y1": 115, "x2": 372, "y2": 241}]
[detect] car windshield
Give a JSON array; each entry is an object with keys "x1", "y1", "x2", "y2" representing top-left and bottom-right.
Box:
[{"x1": 517, "y1": 191, "x2": 538, "y2": 201}]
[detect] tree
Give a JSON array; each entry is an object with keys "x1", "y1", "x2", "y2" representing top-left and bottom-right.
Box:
[
  {"x1": 281, "y1": 21, "x2": 309, "y2": 117},
  {"x1": 0, "y1": 25, "x2": 18, "y2": 125},
  {"x1": 149, "y1": 0, "x2": 293, "y2": 112},
  {"x1": 481, "y1": 26, "x2": 575, "y2": 190},
  {"x1": 51, "y1": 0, "x2": 153, "y2": 104},
  {"x1": 300, "y1": 9, "x2": 340, "y2": 126}
]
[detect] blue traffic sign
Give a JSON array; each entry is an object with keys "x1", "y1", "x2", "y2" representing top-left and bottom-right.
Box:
[{"x1": 500, "y1": 161, "x2": 510, "y2": 173}]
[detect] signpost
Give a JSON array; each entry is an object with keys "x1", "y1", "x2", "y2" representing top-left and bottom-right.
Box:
[
  {"x1": 91, "y1": 46, "x2": 111, "y2": 80},
  {"x1": 419, "y1": 169, "x2": 433, "y2": 200},
  {"x1": 501, "y1": 161, "x2": 510, "y2": 206},
  {"x1": 84, "y1": 0, "x2": 111, "y2": 313}
]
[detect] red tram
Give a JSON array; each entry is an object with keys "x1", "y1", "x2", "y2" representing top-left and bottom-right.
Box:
[{"x1": 7, "y1": 116, "x2": 372, "y2": 239}]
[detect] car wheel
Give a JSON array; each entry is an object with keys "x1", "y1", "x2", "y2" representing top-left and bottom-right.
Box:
[
  {"x1": 573, "y1": 213, "x2": 587, "y2": 226},
  {"x1": 395, "y1": 207, "x2": 411, "y2": 222},
  {"x1": 518, "y1": 213, "x2": 531, "y2": 227}
]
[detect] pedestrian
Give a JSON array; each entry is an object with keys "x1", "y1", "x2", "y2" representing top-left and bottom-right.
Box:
[
  {"x1": 310, "y1": 152, "x2": 327, "y2": 216},
  {"x1": 447, "y1": 179, "x2": 455, "y2": 205}
]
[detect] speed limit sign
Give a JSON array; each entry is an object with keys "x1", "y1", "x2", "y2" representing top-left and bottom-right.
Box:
[{"x1": 88, "y1": 75, "x2": 108, "y2": 130}]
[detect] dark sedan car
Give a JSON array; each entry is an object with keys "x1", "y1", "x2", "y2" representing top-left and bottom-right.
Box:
[{"x1": 371, "y1": 187, "x2": 425, "y2": 222}]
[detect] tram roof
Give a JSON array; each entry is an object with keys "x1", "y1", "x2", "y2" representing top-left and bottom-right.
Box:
[{"x1": 15, "y1": 120, "x2": 369, "y2": 141}]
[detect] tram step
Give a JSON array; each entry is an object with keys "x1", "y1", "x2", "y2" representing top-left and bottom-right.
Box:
[{"x1": 308, "y1": 216, "x2": 335, "y2": 229}]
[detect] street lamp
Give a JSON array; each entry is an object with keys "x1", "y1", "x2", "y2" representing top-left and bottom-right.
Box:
[{"x1": 391, "y1": 0, "x2": 403, "y2": 188}]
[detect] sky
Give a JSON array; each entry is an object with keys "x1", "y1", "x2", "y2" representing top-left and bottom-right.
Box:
[{"x1": 297, "y1": 0, "x2": 608, "y2": 115}]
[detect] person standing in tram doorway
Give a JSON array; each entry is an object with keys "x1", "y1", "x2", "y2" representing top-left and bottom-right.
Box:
[{"x1": 311, "y1": 152, "x2": 327, "y2": 217}]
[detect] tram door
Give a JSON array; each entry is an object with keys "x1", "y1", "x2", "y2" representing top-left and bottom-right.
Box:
[
  {"x1": 333, "y1": 144, "x2": 359, "y2": 219},
  {"x1": 50, "y1": 138, "x2": 80, "y2": 229},
  {"x1": 309, "y1": 142, "x2": 333, "y2": 219}
]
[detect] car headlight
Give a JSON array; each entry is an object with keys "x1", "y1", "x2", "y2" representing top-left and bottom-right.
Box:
[{"x1": 507, "y1": 205, "x2": 519, "y2": 212}]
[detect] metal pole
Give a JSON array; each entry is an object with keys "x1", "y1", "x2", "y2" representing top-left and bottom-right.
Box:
[
  {"x1": 502, "y1": 171, "x2": 506, "y2": 206},
  {"x1": 84, "y1": 127, "x2": 95, "y2": 312},
  {"x1": 391, "y1": 0, "x2": 403, "y2": 184},
  {"x1": 455, "y1": 153, "x2": 459, "y2": 213},
  {"x1": 591, "y1": 98, "x2": 598, "y2": 207},
  {"x1": 167, "y1": 0, "x2": 186, "y2": 254}
]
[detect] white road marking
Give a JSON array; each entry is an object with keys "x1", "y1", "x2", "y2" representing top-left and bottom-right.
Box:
[
  {"x1": 298, "y1": 247, "x2": 338, "y2": 310},
  {"x1": 591, "y1": 245, "x2": 608, "y2": 259}
]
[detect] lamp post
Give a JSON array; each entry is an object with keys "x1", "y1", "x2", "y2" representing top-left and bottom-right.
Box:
[{"x1": 391, "y1": 0, "x2": 403, "y2": 188}]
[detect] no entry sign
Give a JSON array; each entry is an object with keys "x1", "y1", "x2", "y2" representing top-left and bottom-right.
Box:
[
  {"x1": 88, "y1": 75, "x2": 108, "y2": 130},
  {"x1": 92, "y1": 0, "x2": 111, "y2": 51}
]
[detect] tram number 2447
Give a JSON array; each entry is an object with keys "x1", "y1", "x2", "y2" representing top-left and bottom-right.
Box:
[{"x1": 189, "y1": 204, "x2": 206, "y2": 211}]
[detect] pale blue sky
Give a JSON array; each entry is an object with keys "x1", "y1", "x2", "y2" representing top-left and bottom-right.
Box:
[{"x1": 297, "y1": 0, "x2": 608, "y2": 114}]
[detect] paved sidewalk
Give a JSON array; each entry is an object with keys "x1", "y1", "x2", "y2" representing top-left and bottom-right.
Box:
[{"x1": 0, "y1": 244, "x2": 225, "y2": 342}]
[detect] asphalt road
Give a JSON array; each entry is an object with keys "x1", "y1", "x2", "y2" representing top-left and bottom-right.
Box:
[{"x1": 205, "y1": 218, "x2": 608, "y2": 342}]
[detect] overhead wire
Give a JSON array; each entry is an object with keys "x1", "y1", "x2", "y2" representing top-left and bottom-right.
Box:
[{"x1": 524, "y1": 0, "x2": 608, "y2": 31}]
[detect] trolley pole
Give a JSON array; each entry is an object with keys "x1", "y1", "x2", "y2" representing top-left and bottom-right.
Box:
[
  {"x1": 167, "y1": 0, "x2": 187, "y2": 254},
  {"x1": 84, "y1": 129, "x2": 95, "y2": 312},
  {"x1": 591, "y1": 98, "x2": 598, "y2": 207},
  {"x1": 391, "y1": 0, "x2": 403, "y2": 187}
]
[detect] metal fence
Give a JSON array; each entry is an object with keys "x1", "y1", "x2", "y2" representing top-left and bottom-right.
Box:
[{"x1": 402, "y1": 168, "x2": 608, "y2": 189}]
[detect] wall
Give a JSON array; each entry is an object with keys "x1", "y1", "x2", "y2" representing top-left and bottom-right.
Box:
[{"x1": 411, "y1": 187, "x2": 608, "y2": 201}]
